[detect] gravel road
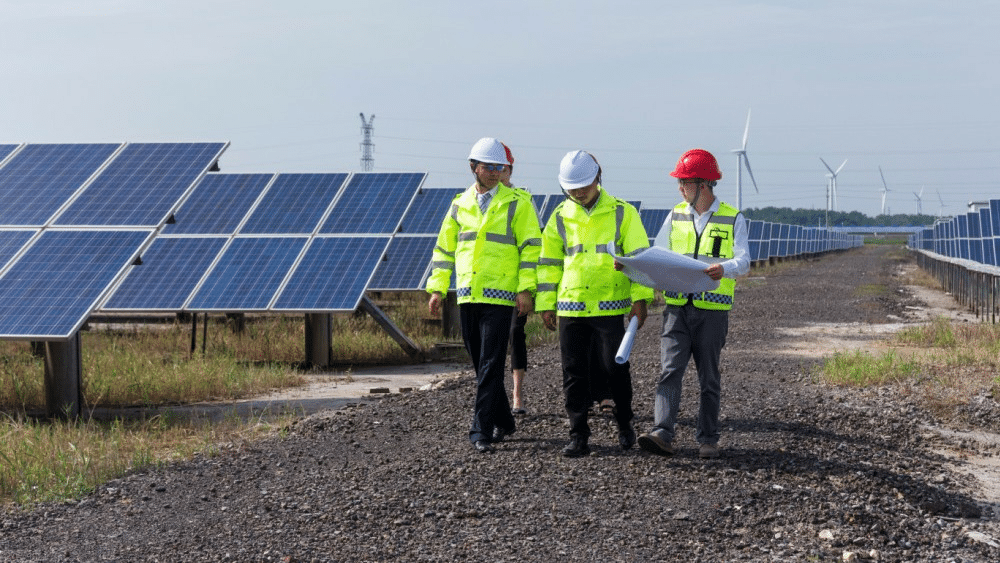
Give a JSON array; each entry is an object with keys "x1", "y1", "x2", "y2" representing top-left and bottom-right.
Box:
[{"x1": 3, "y1": 244, "x2": 1000, "y2": 562}]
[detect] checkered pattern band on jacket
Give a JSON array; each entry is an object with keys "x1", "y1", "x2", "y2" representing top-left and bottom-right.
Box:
[
  {"x1": 457, "y1": 287, "x2": 472, "y2": 297},
  {"x1": 598, "y1": 298, "x2": 632, "y2": 310},
  {"x1": 667, "y1": 291, "x2": 733, "y2": 306},
  {"x1": 556, "y1": 301, "x2": 587, "y2": 311},
  {"x1": 456, "y1": 287, "x2": 518, "y2": 302}
]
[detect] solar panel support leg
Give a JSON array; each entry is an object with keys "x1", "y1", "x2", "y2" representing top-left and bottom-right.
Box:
[
  {"x1": 359, "y1": 296, "x2": 425, "y2": 361},
  {"x1": 304, "y1": 313, "x2": 332, "y2": 368},
  {"x1": 43, "y1": 332, "x2": 82, "y2": 419}
]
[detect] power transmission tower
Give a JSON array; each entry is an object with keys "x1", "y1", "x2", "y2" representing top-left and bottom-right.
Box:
[{"x1": 359, "y1": 113, "x2": 375, "y2": 171}]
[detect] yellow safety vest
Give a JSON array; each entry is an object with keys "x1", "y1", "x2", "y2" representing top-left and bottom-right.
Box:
[
  {"x1": 663, "y1": 201, "x2": 739, "y2": 311},
  {"x1": 537, "y1": 187, "x2": 653, "y2": 316},
  {"x1": 427, "y1": 183, "x2": 541, "y2": 305}
]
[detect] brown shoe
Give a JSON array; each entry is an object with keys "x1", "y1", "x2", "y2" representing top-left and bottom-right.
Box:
[
  {"x1": 637, "y1": 433, "x2": 673, "y2": 456},
  {"x1": 698, "y1": 443, "x2": 720, "y2": 459}
]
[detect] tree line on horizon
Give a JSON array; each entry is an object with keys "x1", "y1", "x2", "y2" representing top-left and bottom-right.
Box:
[{"x1": 743, "y1": 206, "x2": 938, "y2": 228}]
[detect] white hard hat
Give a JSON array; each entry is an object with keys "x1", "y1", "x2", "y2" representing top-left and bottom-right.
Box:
[
  {"x1": 558, "y1": 150, "x2": 600, "y2": 189},
  {"x1": 468, "y1": 137, "x2": 508, "y2": 165}
]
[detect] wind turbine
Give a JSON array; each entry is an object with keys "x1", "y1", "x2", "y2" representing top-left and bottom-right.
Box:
[
  {"x1": 913, "y1": 187, "x2": 924, "y2": 214},
  {"x1": 819, "y1": 158, "x2": 847, "y2": 211},
  {"x1": 878, "y1": 166, "x2": 891, "y2": 215},
  {"x1": 937, "y1": 190, "x2": 947, "y2": 218},
  {"x1": 731, "y1": 109, "x2": 759, "y2": 210}
]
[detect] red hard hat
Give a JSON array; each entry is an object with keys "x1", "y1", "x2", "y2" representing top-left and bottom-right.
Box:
[
  {"x1": 670, "y1": 149, "x2": 722, "y2": 181},
  {"x1": 502, "y1": 143, "x2": 514, "y2": 165}
]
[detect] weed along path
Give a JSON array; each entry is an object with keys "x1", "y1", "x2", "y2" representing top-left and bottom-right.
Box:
[{"x1": 5, "y1": 244, "x2": 1000, "y2": 562}]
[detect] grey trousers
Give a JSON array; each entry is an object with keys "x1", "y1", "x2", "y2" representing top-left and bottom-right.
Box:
[{"x1": 651, "y1": 303, "x2": 729, "y2": 445}]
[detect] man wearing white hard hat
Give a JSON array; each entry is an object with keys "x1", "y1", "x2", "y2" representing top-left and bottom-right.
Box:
[
  {"x1": 537, "y1": 150, "x2": 653, "y2": 457},
  {"x1": 427, "y1": 137, "x2": 542, "y2": 454}
]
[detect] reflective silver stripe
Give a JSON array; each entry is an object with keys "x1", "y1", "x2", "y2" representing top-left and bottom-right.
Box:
[
  {"x1": 673, "y1": 212, "x2": 693, "y2": 221},
  {"x1": 485, "y1": 232, "x2": 517, "y2": 245},
  {"x1": 556, "y1": 213, "x2": 568, "y2": 253},
  {"x1": 458, "y1": 231, "x2": 478, "y2": 241},
  {"x1": 519, "y1": 261, "x2": 537, "y2": 270},
  {"x1": 566, "y1": 243, "x2": 584, "y2": 256},
  {"x1": 538, "y1": 257, "x2": 562, "y2": 266},
  {"x1": 537, "y1": 283, "x2": 558, "y2": 292},
  {"x1": 506, "y1": 199, "x2": 517, "y2": 237},
  {"x1": 430, "y1": 260, "x2": 452, "y2": 269},
  {"x1": 520, "y1": 237, "x2": 541, "y2": 251},
  {"x1": 614, "y1": 205, "x2": 624, "y2": 253},
  {"x1": 434, "y1": 246, "x2": 454, "y2": 258},
  {"x1": 708, "y1": 215, "x2": 737, "y2": 226},
  {"x1": 596, "y1": 243, "x2": 613, "y2": 254},
  {"x1": 449, "y1": 203, "x2": 459, "y2": 221}
]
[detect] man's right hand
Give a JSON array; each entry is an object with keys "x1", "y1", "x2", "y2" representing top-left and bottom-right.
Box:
[
  {"x1": 541, "y1": 310, "x2": 557, "y2": 331},
  {"x1": 428, "y1": 292, "x2": 442, "y2": 317}
]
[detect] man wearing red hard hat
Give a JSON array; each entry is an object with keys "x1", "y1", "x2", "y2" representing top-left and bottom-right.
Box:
[{"x1": 637, "y1": 148, "x2": 750, "y2": 460}]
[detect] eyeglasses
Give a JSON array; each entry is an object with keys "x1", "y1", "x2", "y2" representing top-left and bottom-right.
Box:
[
  {"x1": 678, "y1": 179, "x2": 703, "y2": 186},
  {"x1": 478, "y1": 163, "x2": 507, "y2": 172}
]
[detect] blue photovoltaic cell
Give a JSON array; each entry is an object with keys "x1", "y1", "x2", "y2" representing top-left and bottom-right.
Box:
[
  {"x1": 0, "y1": 144, "x2": 18, "y2": 162},
  {"x1": 273, "y1": 236, "x2": 390, "y2": 310},
  {"x1": 163, "y1": 174, "x2": 274, "y2": 235},
  {"x1": 188, "y1": 237, "x2": 307, "y2": 310},
  {"x1": 240, "y1": 173, "x2": 348, "y2": 234},
  {"x1": 102, "y1": 237, "x2": 228, "y2": 310},
  {"x1": 0, "y1": 143, "x2": 121, "y2": 225},
  {"x1": 539, "y1": 196, "x2": 564, "y2": 226},
  {"x1": 0, "y1": 230, "x2": 151, "y2": 338},
  {"x1": 398, "y1": 188, "x2": 462, "y2": 234},
  {"x1": 639, "y1": 208, "x2": 671, "y2": 239},
  {"x1": 531, "y1": 194, "x2": 548, "y2": 221},
  {"x1": 0, "y1": 230, "x2": 36, "y2": 269},
  {"x1": 367, "y1": 236, "x2": 436, "y2": 290},
  {"x1": 320, "y1": 172, "x2": 425, "y2": 234},
  {"x1": 54, "y1": 142, "x2": 226, "y2": 226}
]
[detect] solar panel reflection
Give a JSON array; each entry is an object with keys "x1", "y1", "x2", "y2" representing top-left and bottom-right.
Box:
[
  {"x1": 273, "y1": 236, "x2": 390, "y2": 310},
  {"x1": 240, "y1": 173, "x2": 347, "y2": 234},
  {"x1": 0, "y1": 143, "x2": 120, "y2": 225},
  {"x1": 102, "y1": 237, "x2": 228, "y2": 310},
  {"x1": 188, "y1": 237, "x2": 307, "y2": 311},
  {"x1": 163, "y1": 174, "x2": 274, "y2": 235},
  {"x1": 54, "y1": 142, "x2": 226, "y2": 227},
  {"x1": 319, "y1": 173, "x2": 425, "y2": 234},
  {"x1": 0, "y1": 230, "x2": 151, "y2": 338}
]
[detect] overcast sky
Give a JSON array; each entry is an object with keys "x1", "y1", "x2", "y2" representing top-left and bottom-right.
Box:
[{"x1": 2, "y1": 0, "x2": 997, "y2": 219}]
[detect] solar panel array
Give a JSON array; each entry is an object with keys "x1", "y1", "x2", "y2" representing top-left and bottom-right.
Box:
[
  {"x1": 0, "y1": 142, "x2": 227, "y2": 339},
  {"x1": 102, "y1": 171, "x2": 426, "y2": 314}
]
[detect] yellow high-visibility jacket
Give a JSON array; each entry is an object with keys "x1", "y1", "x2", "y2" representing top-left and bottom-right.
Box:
[
  {"x1": 537, "y1": 187, "x2": 653, "y2": 316},
  {"x1": 426, "y1": 183, "x2": 541, "y2": 305},
  {"x1": 663, "y1": 201, "x2": 739, "y2": 310}
]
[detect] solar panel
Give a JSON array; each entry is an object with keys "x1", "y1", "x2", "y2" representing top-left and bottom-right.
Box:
[
  {"x1": 539, "y1": 195, "x2": 563, "y2": 226},
  {"x1": 531, "y1": 194, "x2": 548, "y2": 223},
  {"x1": 240, "y1": 173, "x2": 348, "y2": 235},
  {"x1": 319, "y1": 172, "x2": 425, "y2": 234},
  {"x1": 0, "y1": 144, "x2": 121, "y2": 226},
  {"x1": 0, "y1": 230, "x2": 36, "y2": 270},
  {"x1": 398, "y1": 188, "x2": 462, "y2": 234},
  {"x1": 0, "y1": 144, "x2": 18, "y2": 162},
  {"x1": 101, "y1": 237, "x2": 228, "y2": 310},
  {"x1": 0, "y1": 230, "x2": 152, "y2": 339},
  {"x1": 273, "y1": 236, "x2": 391, "y2": 311},
  {"x1": 367, "y1": 236, "x2": 436, "y2": 291},
  {"x1": 187, "y1": 237, "x2": 308, "y2": 311},
  {"x1": 639, "y1": 208, "x2": 671, "y2": 239},
  {"x1": 163, "y1": 173, "x2": 275, "y2": 235},
  {"x1": 54, "y1": 142, "x2": 227, "y2": 227}
]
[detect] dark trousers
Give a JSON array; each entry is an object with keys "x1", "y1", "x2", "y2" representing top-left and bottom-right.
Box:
[
  {"x1": 509, "y1": 310, "x2": 528, "y2": 370},
  {"x1": 461, "y1": 303, "x2": 516, "y2": 443},
  {"x1": 559, "y1": 315, "x2": 634, "y2": 438}
]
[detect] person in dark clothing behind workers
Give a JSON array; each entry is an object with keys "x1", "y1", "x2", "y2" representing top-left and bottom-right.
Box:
[
  {"x1": 498, "y1": 142, "x2": 531, "y2": 416},
  {"x1": 636, "y1": 148, "x2": 750, "y2": 459},
  {"x1": 538, "y1": 150, "x2": 653, "y2": 457},
  {"x1": 427, "y1": 137, "x2": 542, "y2": 454}
]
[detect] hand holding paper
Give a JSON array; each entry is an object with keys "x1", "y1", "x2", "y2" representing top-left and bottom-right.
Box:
[{"x1": 607, "y1": 243, "x2": 720, "y2": 294}]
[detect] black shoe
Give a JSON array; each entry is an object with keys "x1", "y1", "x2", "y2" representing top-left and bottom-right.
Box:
[
  {"x1": 618, "y1": 423, "x2": 637, "y2": 450},
  {"x1": 492, "y1": 426, "x2": 515, "y2": 443},
  {"x1": 562, "y1": 437, "x2": 590, "y2": 458},
  {"x1": 474, "y1": 440, "x2": 494, "y2": 453}
]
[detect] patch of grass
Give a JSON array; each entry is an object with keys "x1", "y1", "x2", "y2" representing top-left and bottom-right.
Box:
[
  {"x1": 821, "y1": 349, "x2": 922, "y2": 386},
  {"x1": 854, "y1": 283, "x2": 889, "y2": 298}
]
